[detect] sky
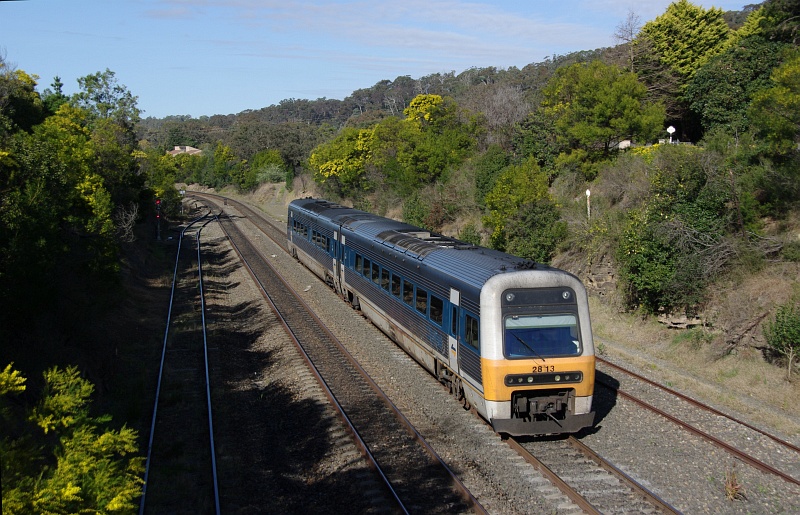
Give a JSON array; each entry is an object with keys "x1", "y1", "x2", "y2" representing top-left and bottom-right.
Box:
[{"x1": 1, "y1": 0, "x2": 750, "y2": 119}]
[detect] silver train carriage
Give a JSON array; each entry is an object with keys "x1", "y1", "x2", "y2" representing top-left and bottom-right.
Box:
[{"x1": 287, "y1": 198, "x2": 595, "y2": 435}]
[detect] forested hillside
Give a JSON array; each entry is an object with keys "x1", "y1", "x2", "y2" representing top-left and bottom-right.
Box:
[
  {"x1": 2, "y1": 0, "x2": 800, "y2": 510},
  {"x1": 138, "y1": 0, "x2": 800, "y2": 317}
]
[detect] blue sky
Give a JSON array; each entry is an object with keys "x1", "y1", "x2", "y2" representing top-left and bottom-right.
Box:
[{"x1": 1, "y1": 0, "x2": 749, "y2": 119}]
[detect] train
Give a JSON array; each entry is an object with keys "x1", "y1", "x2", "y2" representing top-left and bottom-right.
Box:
[{"x1": 287, "y1": 198, "x2": 595, "y2": 436}]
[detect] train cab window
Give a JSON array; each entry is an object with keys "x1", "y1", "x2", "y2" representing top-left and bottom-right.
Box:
[
  {"x1": 371, "y1": 263, "x2": 381, "y2": 285},
  {"x1": 415, "y1": 287, "x2": 428, "y2": 315},
  {"x1": 430, "y1": 295, "x2": 443, "y2": 326},
  {"x1": 363, "y1": 258, "x2": 371, "y2": 278},
  {"x1": 504, "y1": 314, "x2": 581, "y2": 358},
  {"x1": 402, "y1": 280, "x2": 414, "y2": 307},
  {"x1": 391, "y1": 274, "x2": 401, "y2": 297},
  {"x1": 355, "y1": 255, "x2": 362, "y2": 274},
  {"x1": 465, "y1": 314, "x2": 479, "y2": 351},
  {"x1": 381, "y1": 268, "x2": 390, "y2": 291}
]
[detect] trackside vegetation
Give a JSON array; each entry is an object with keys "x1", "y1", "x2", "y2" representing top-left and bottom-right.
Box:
[{"x1": 2, "y1": 0, "x2": 800, "y2": 509}]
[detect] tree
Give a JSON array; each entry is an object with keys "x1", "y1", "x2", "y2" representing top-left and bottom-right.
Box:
[
  {"x1": 540, "y1": 60, "x2": 665, "y2": 162},
  {"x1": 763, "y1": 299, "x2": 800, "y2": 379},
  {"x1": 749, "y1": 50, "x2": 800, "y2": 157},
  {"x1": 505, "y1": 198, "x2": 567, "y2": 263},
  {"x1": 41, "y1": 76, "x2": 69, "y2": 116},
  {"x1": 638, "y1": 0, "x2": 731, "y2": 89},
  {"x1": 483, "y1": 157, "x2": 549, "y2": 250},
  {"x1": 613, "y1": 10, "x2": 644, "y2": 72},
  {"x1": 72, "y1": 69, "x2": 140, "y2": 130},
  {"x1": 308, "y1": 127, "x2": 374, "y2": 194},
  {"x1": 245, "y1": 148, "x2": 288, "y2": 190},
  {"x1": 616, "y1": 144, "x2": 733, "y2": 314},
  {"x1": 687, "y1": 36, "x2": 788, "y2": 134},
  {"x1": 0, "y1": 60, "x2": 45, "y2": 133},
  {"x1": 1, "y1": 365, "x2": 144, "y2": 513}
]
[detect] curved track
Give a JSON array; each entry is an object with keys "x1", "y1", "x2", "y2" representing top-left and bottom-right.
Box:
[
  {"x1": 202, "y1": 194, "x2": 485, "y2": 513},
  {"x1": 193, "y1": 192, "x2": 800, "y2": 513}
]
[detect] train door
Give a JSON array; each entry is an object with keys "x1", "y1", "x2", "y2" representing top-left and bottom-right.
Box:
[
  {"x1": 335, "y1": 230, "x2": 346, "y2": 294},
  {"x1": 448, "y1": 288, "x2": 460, "y2": 371}
]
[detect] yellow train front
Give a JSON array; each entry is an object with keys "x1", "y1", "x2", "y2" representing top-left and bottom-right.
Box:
[
  {"x1": 287, "y1": 198, "x2": 595, "y2": 436},
  {"x1": 475, "y1": 271, "x2": 595, "y2": 435}
]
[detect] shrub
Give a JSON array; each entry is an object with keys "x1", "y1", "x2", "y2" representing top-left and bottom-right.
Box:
[
  {"x1": 457, "y1": 223, "x2": 482, "y2": 246},
  {"x1": 782, "y1": 241, "x2": 800, "y2": 262},
  {"x1": 505, "y1": 198, "x2": 568, "y2": 263},
  {"x1": 763, "y1": 298, "x2": 800, "y2": 380}
]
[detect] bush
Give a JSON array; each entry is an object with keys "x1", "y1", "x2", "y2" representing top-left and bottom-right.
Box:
[
  {"x1": 505, "y1": 198, "x2": 568, "y2": 263},
  {"x1": 763, "y1": 299, "x2": 800, "y2": 380},
  {"x1": 457, "y1": 223, "x2": 482, "y2": 246},
  {"x1": 782, "y1": 241, "x2": 800, "y2": 262}
]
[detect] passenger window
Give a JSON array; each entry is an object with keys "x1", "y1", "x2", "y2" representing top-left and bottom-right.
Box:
[
  {"x1": 355, "y1": 255, "x2": 362, "y2": 274},
  {"x1": 381, "y1": 268, "x2": 390, "y2": 290},
  {"x1": 403, "y1": 281, "x2": 414, "y2": 306},
  {"x1": 430, "y1": 295, "x2": 443, "y2": 326},
  {"x1": 363, "y1": 258, "x2": 371, "y2": 278},
  {"x1": 372, "y1": 263, "x2": 381, "y2": 285},
  {"x1": 416, "y1": 287, "x2": 428, "y2": 315},
  {"x1": 391, "y1": 274, "x2": 401, "y2": 297},
  {"x1": 465, "y1": 314, "x2": 479, "y2": 351}
]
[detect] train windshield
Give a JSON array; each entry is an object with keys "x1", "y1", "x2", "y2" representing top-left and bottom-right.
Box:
[{"x1": 504, "y1": 314, "x2": 581, "y2": 358}]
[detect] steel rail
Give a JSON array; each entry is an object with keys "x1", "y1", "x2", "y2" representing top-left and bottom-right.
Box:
[
  {"x1": 215, "y1": 211, "x2": 408, "y2": 514},
  {"x1": 139, "y1": 210, "x2": 211, "y2": 515},
  {"x1": 216, "y1": 208, "x2": 487, "y2": 514},
  {"x1": 596, "y1": 376, "x2": 800, "y2": 487},
  {"x1": 597, "y1": 355, "x2": 800, "y2": 455},
  {"x1": 505, "y1": 437, "x2": 601, "y2": 515},
  {"x1": 197, "y1": 215, "x2": 222, "y2": 515},
  {"x1": 566, "y1": 436, "x2": 681, "y2": 514}
]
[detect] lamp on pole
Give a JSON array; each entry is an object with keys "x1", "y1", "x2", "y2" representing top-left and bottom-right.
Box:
[
  {"x1": 586, "y1": 189, "x2": 591, "y2": 220},
  {"x1": 667, "y1": 126, "x2": 675, "y2": 144}
]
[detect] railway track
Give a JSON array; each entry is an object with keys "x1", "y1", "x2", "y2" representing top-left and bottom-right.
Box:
[
  {"x1": 206, "y1": 196, "x2": 484, "y2": 513},
  {"x1": 140, "y1": 209, "x2": 221, "y2": 514},
  {"x1": 195, "y1": 193, "x2": 683, "y2": 513},
  {"x1": 595, "y1": 355, "x2": 800, "y2": 488},
  {"x1": 509, "y1": 436, "x2": 678, "y2": 514},
  {"x1": 194, "y1": 192, "x2": 800, "y2": 513}
]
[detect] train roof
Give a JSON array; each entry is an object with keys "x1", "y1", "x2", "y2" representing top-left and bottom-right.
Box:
[{"x1": 290, "y1": 198, "x2": 550, "y2": 286}]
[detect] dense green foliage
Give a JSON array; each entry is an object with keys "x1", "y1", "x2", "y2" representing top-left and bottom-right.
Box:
[
  {"x1": 541, "y1": 60, "x2": 665, "y2": 166},
  {"x1": 1, "y1": 365, "x2": 143, "y2": 513},
  {"x1": 1, "y1": 61, "x2": 153, "y2": 510},
  {"x1": 763, "y1": 299, "x2": 800, "y2": 379}
]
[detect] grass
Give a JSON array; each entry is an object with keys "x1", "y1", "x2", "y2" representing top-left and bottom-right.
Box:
[{"x1": 724, "y1": 464, "x2": 747, "y2": 501}]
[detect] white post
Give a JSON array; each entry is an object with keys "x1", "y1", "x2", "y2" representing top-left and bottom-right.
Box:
[{"x1": 586, "y1": 189, "x2": 591, "y2": 220}]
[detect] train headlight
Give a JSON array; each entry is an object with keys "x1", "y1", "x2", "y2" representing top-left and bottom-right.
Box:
[
  {"x1": 505, "y1": 371, "x2": 583, "y2": 386},
  {"x1": 562, "y1": 291, "x2": 571, "y2": 300},
  {"x1": 505, "y1": 292, "x2": 515, "y2": 302}
]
